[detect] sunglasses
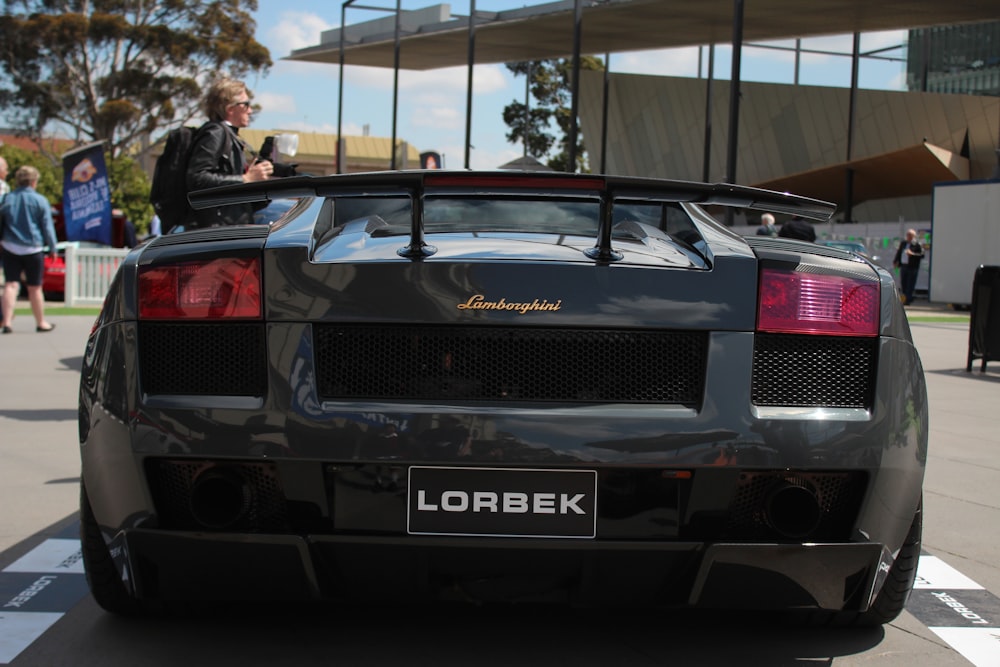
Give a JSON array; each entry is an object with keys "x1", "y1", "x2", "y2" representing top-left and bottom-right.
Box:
[{"x1": 231, "y1": 100, "x2": 253, "y2": 109}]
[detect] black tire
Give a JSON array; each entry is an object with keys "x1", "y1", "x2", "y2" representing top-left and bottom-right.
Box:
[
  {"x1": 80, "y1": 482, "x2": 147, "y2": 615},
  {"x1": 795, "y1": 498, "x2": 922, "y2": 627},
  {"x1": 853, "y1": 497, "x2": 923, "y2": 626}
]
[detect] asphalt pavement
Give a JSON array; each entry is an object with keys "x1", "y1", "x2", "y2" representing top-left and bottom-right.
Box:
[{"x1": 0, "y1": 311, "x2": 93, "y2": 554}]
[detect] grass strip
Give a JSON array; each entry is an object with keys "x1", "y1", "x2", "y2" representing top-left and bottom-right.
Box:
[{"x1": 15, "y1": 306, "x2": 102, "y2": 317}]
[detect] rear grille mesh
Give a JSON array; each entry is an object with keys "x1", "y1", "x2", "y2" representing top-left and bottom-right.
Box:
[
  {"x1": 752, "y1": 333, "x2": 876, "y2": 408},
  {"x1": 139, "y1": 323, "x2": 266, "y2": 396},
  {"x1": 314, "y1": 325, "x2": 707, "y2": 405}
]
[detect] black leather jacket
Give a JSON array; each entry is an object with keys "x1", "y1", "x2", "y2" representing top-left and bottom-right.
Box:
[{"x1": 186, "y1": 121, "x2": 253, "y2": 226}]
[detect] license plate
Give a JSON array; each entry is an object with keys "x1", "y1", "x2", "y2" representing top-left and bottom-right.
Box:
[{"x1": 407, "y1": 466, "x2": 597, "y2": 539}]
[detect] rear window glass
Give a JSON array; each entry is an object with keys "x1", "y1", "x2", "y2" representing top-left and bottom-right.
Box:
[{"x1": 329, "y1": 195, "x2": 700, "y2": 243}]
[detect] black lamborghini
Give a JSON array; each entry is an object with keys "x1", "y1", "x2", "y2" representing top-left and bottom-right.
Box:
[{"x1": 78, "y1": 171, "x2": 926, "y2": 624}]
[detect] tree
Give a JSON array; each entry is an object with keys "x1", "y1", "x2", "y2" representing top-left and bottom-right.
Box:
[
  {"x1": 108, "y1": 153, "x2": 153, "y2": 235},
  {"x1": 503, "y1": 56, "x2": 604, "y2": 173},
  {"x1": 0, "y1": 0, "x2": 271, "y2": 161},
  {"x1": 0, "y1": 144, "x2": 62, "y2": 203}
]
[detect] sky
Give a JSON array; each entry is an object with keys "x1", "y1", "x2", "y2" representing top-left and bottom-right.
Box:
[{"x1": 247, "y1": 1, "x2": 910, "y2": 171}]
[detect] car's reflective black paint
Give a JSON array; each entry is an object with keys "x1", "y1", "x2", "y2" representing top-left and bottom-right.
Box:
[{"x1": 78, "y1": 172, "x2": 926, "y2": 622}]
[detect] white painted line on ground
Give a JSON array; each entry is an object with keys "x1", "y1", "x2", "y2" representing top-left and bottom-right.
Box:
[
  {"x1": 2, "y1": 539, "x2": 84, "y2": 575},
  {"x1": 0, "y1": 611, "x2": 63, "y2": 664},
  {"x1": 929, "y1": 627, "x2": 1000, "y2": 667},
  {"x1": 915, "y1": 555, "x2": 985, "y2": 590}
]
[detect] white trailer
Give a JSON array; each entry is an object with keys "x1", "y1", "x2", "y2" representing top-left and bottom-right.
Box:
[{"x1": 930, "y1": 180, "x2": 1000, "y2": 307}]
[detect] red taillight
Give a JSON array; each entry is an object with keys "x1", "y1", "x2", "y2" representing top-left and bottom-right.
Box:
[
  {"x1": 757, "y1": 267, "x2": 879, "y2": 336},
  {"x1": 138, "y1": 257, "x2": 262, "y2": 320}
]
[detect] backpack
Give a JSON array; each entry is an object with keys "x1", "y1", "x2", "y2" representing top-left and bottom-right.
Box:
[{"x1": 149, "y1": 126, "x2": 199, "y2": 230}]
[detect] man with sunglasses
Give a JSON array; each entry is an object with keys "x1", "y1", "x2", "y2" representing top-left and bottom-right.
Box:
[{"x1": 186, "y1": 78, "x2": 273, "y2": 227}]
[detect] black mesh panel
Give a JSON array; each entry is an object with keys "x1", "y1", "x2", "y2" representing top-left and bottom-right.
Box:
[
  {"x1": 139, "y1": 323, "x2": 266, "y2": 396},
  {"x1": 314, "y1": 325, "x2": 707, "y2": 405},
  {"x1": 752, "y1": 333, "x2": 876, "y2": 408}
]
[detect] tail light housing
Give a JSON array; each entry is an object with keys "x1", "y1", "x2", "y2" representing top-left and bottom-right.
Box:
[
  {"x1": 139, "y1": 257, "x2": 262, "y2": 320},
  {"x1": 757, "y1": 266, "x2": 878, "y2": 336}
]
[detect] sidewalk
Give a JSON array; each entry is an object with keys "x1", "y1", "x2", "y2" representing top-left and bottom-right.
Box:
[
  {"x1": 0, "y1": 314, "x2": 93, "y2": 553},
  {"x1": 902, "y1": 297, "x2": 970, "y2": 320}
]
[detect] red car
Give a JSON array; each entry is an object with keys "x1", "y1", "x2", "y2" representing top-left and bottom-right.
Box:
[{"x1": 44, "y1": 207, "x2": 132, "y2": 300}]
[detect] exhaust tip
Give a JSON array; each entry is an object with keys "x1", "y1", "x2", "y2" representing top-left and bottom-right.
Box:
[
  {"x1": 764, "y1": 478, "x2": 822, "y2": 539},
  {"x1": 189, "y1": 467, "x2": 252, "y2": 529}
]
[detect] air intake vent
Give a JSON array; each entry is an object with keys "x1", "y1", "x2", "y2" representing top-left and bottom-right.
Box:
[
  {"x1": 314, "y1": 325, "x2": 707, "y2": 405},
  {"x1": 752, "y1": 333, "x2": 876, "y2": 408},
  {"x1": 139, "y1": 323, "x2": 266, "y2": 396}
]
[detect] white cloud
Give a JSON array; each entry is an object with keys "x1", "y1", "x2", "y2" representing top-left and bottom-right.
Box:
[
  {"x1": 613, "y1": 47, "x2": 702, "y2": 77},
  {"x1": 886, "y1": 70, "x2": 908, "y2": 90},
  {"x1": 430, "y1": 142, "x2": 521, "y2": 170},
  {"x1": 411, "y1": 105, "x2": 462, "y2": 130},
  {"x1": 271, "y1": 120, "x2": 364, "y2": 136},
  {"x1": 346, "y1": 64, "x2": 507, "y2": 94},
  {"x1": 266, "y1": 11, "x2": 332, "y2": 54},
  {"x1": 471, "y1": 146, "x2": 523, "y2": 171},
  {"x1": 861, "y1": 30, "x2": 908, "y2": 53},
  {"x1": 254, "y1": 91, "x2": 297, "y2": 115}
]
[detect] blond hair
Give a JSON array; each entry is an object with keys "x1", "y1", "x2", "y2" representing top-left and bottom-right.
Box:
[
  {"x1": 203, "y1": 78, "x2": 251, "y2": 121},
  {"x1": 15, "y1": 165, "x2": 40, "y2": 188}
]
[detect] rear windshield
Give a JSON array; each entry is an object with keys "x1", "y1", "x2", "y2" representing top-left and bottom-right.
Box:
[
  {"x1": 333, "y1": 196, "x2": 600, "y2": 236},
  {"x1": 330, "y1": 195, "x2": 698, "y2": 240}
]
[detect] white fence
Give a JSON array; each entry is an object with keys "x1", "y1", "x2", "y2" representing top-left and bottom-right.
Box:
[{"x1": 64, "y1": 245, "x2": 130, "y2": 308}]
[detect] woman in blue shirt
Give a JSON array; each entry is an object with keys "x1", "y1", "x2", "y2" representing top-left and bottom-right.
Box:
[{"x1": 0, "y1": 165, "x2": 58, "y2": 333}]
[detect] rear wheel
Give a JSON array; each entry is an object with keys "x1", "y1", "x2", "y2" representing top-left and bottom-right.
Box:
[{"x1": 80, "y1": 482, "x2": 147, "y2": 615}]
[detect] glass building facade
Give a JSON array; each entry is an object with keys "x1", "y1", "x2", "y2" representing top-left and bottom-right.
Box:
[{"x1": 907, "y1": 21, "x2": 1000, "y2": 96}]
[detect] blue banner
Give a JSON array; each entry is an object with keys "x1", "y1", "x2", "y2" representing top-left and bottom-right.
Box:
[{"x1": 61, "y1": 142, "x2": 111, "y2": 245}]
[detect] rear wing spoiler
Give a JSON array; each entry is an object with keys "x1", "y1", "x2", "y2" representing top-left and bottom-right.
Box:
[{"x1": 189, "y1": 170, "x2": 836, "y2": 260}]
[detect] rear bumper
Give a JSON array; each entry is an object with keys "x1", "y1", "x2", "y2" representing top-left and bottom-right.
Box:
[{"x1": 120, "y1": 529, "x2": 886, "y2": 611}]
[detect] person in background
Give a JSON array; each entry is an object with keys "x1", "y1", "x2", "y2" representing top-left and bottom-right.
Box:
[
  {"x1": 0, "y1": 156, "x2": 9, "y2": 199},
  {"x1": 112, "y1": 209, "x2": 138, "y2": 248},
  {"x1": 778, "y1": 215, "x2": 817, "y2": 242},
  {"x1": 756, "y1": 212, "x2": 777, "y2": 236},
  {"x1": 0, "y1": 165, "x2": 58, "y2": 333},
  {"x1": 0, "y1": 157, "x2": 8, "y2": 285},
  {"x1": 893, "y1": 228, "x2": 925, "y2": 306},
  {"x1": 186, "y1": 78, "x2": 272, "y2": 227},
  {"x1": 149, "y1": 213, "x2": 162, "y2": 238}
]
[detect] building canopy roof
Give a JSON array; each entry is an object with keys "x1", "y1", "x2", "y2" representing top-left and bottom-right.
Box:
[
  {"x1": 289, "y1": 0, "x2": 1000, "y2": 70},
  {"x1": 753, "y1": 142, "x2": 969, "y2": 208}
]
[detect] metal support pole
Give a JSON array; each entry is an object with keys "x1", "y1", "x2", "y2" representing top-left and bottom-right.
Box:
[
  {"x1": 336, "y1": 2, "x2": 350, "y2": 174},
  {"x1": 724, "y1": 0, "x2": 744, "y2": 225},
  {"x1": 524, "y1": 62, "x2": 531, "y2": 157},
  {"x1": 703, "y1": 44, "x2": 715, "y2": 183},
  {"x1": 390, "y1": 0, "x2": 401, "y2": 170},
  {"x1": 844, "y1": 32, "x2": 860, "y2": 224},
  {"x1": 567, "y1": 0, "x2": 582, "y2": 173},
  {"x1": 464, "y1": 0, "x2": 476, "y2": 169},
  {"x1": 794, "y1": 38, "x2": 801, "y2": 85},
  {"x1": 600, "y1": 53, "x2": 610, "y2": 174},
  {"x1": 921, "y1": 29, "x2": 930, "y2": 92}
]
